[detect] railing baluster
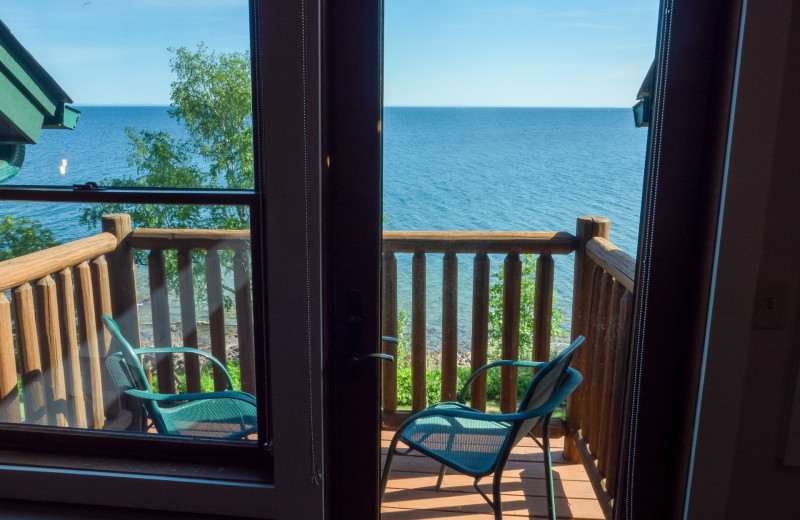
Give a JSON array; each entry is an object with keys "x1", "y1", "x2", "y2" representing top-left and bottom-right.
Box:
[
  {"x1": 205, "y1": 250, "x2": 228, "y2": 391},
  {"x1": 0, "y1": 293, "x2": 21, "y2": 423},
  {"x1": 533, "y1": 253, "x2": 554, "y2": 362},
  {"x1": 471, "y1": 253, "x2": 490, "y2": 412},
  {"x1": 581, "y1": 266, "x2": 605, "y2": 444},
  {"x1": 233, "y1": 250, "x2": 256, "y2": 395},
  {"x1": 177, "y1": 250, "x2": 201, "y2": 394},
  {"x1": 74, "y1": 262, "x2": 105, "y2": 429},
  {"x1": 598, "y1": 280, "x2": 624, "y2": 476},
  {"x1": 412, "y1": 252, "x2": 427, "y2": 412},
  {"x1": 606, "y1": 290, "x2": 633, "y2": 498},
  {"x1": 91, "y1": 256, "x2": 119, "y2": 419},
  {"x1": 14, "y1": 283, "x2": 48, "y2": 425},
  {"x1": 149, "y1": 250, "x2": 175, "y2": 393},
  {"x1": 34, "y1": 276, "x2": 68, "y2": 427},
  {"x1": 382, "y1": 252, "x2": 398, "y2": 414},
  {"x1": 500, "y1": 253, "x2": 521, "y2": 413},
  {"x1": 588, "y1": 272, "x2": 613, "y2": 455},
  {"x1": 56, "y1": 268, "x2": 87, "y2": 429},
  {"x1": 441, "y1": 252, "x2": 458, "y2": 403}
]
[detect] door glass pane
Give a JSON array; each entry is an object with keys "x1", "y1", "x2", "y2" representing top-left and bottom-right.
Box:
[
  {"x1": 0, "y1": 202, "x2": 256, "y2": 441},
  {"x1": 381, "y1": 1, "x2": 657, "y2": 517},
  {"x1": 0, "y1": 2, "x2": 253, "y2": 190}
]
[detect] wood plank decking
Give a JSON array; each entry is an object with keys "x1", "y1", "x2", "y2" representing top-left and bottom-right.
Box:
[{"x1": 381, "y1": 430, "x2": 604, "y2": 519}]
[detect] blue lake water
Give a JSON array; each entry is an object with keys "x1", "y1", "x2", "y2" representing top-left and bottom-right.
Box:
[
  {"x1": 3, "y1": 106, "x2": 646, "y2": 346},
  {"x1": 383, "y1": 107, "x2": 646, "y2": 344}
]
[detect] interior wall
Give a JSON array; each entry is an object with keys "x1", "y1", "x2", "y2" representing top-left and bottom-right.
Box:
[{"x1": 723, "y1": 4, "x2": 800, "y2": 517}]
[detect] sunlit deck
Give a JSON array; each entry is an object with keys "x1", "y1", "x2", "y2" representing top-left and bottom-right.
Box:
[{"x1": 381, "y1": 430, "x2": 604, "y2": 519}]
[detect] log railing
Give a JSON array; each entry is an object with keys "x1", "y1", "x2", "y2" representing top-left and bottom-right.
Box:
[
  {"x1": 0, "y1": 213, "x2": 257, "y2": 433},
  {"x1": 0, "y1": 212, "x2": 632, "y2": 514},
  {"x1": 0, "y1": 228, "x2": 121, "y2": 430},
  {"x1": 127, "y1": 226, "x2": 256, "y2": 395},
  {"x1": 565, "y1": 217, "x2": 635, "y2": 519},
  {"x1": 380, "y1": 231, "x2": 577, "y2": 427},
  {"x1": 381, "y1": 219, "x2": 635, "y2": 519}
]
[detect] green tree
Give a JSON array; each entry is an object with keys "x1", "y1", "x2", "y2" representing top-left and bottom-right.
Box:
[
  {"x1": 0, "y1": 215, "x2": 60, "y2": 262},
  {"x1": 80, "y1": 44, "x2": 252, "y2": 230},
  {"x1": 79, "y1": 44, "x2": 253, "y2": 300},
  {"x1": 487, "y1": 254, "x2": 567, "y2": 361}
]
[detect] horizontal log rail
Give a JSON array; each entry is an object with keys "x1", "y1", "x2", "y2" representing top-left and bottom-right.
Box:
[
  {"x1": 383, "y1": 230, "x2": 576, "y2": 254},
  {"x1": 586, "y1": 237, "x2": 635, "y2": 292},
  {"x1": 0, "y1": 233, "x2": 118, "y2": 292},
  {"x1": 128, "y1": 228, "x2": 250, "y2": 252},
  {"x1": 380, "y1": 230, "x2": 577, "y2": 429}
]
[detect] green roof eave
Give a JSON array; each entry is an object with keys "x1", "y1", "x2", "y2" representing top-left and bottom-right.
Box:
[
  {"x1": 0, "y1": 20, "x2": 77, "y2": 144},
  {"x1": 42, "y1": 104, "x2": 81, "y2": 130}
]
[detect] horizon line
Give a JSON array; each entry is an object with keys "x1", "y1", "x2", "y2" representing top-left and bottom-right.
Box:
[{"x1": 74, "y1": 103, "x2": 634, "y2": 109}]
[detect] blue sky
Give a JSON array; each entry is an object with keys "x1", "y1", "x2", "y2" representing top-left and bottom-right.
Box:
[{"x1": 1, "y1": 0, "x2": 658, "y2": 107}]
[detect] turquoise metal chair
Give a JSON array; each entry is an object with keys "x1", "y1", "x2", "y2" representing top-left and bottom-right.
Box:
[
  {"x1": 380, "y1": 335, "x2": 584, "y2": 520},
  {"x1": 102, "y1": 315, "x2": 257, "y2": 439}
]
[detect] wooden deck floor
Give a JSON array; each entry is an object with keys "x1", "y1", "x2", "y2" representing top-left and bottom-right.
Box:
[{"x1": 381, "y1": 430, "x2": 604, "y2": 520}]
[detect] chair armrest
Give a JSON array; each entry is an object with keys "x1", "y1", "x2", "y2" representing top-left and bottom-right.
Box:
[
  {"x1": 124, "y1": 388, "x2": 256, "y2": 406},
  {"x1": 457, "y1": 359, "x2": 548, "y2": 403},
  {"x1": 132, "y1": 347, "x2": 234, "y2": 390}
]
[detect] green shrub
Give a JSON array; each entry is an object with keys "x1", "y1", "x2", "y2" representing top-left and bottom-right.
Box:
[
  {"x1": 396, "y1": 364, "x2": 533, "y2": 408},
  {"x1": 152, "y1": 358, "x2": 242, "y2": 393}
]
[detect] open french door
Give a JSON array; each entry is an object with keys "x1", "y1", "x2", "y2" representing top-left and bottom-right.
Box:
[{"x1": 321, "y1": 0, "x2": 385, "y2": 518}]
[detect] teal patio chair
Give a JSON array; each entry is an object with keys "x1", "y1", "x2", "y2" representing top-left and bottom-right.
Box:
[
  {"x1": 102, "y1": 315, "x2": 257, "y2": 439},
  {"x1": 380, "y1": 335, "x2": 585, "y2": 520}
]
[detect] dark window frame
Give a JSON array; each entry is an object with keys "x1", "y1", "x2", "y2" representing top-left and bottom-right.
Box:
[{"x1": 0, "y1": 0, "x2": 336, "y2": 515}]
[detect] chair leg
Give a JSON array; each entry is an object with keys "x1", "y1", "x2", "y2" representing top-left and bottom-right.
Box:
[
  {"x1": 543, "y1": 414, "x2": 556, "y2": 520},
  {"x1": 492, "y1": 470, "x2": 504, "y2": 520},
  {"x1": 436, "y1": 464, "x2": 447, "y2": 489},
  {"x1": 380, "y1": 431, "x2": 402, "y2": 499}
]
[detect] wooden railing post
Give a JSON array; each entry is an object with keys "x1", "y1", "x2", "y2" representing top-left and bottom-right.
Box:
[
  {"x1": 500, "y1": 253, "x2": 522, "y2": 414},
  {"x1": 533, "y1": 253, "x2": 554, "y2": 362},
  {"x1": 205, "y1": 250, "x2": 228, "y2": 392},
  {"x1": 565, "y1": 216, "x2": 609, "y2": 462},
  {"x1": 588, "y1": 272, "x2": 613, "y2": 453},
  {"x1": 441, "y1": 252, "x2": 458, "y2": 403},
  {"x1": 56, "y1": 268, "x2": 87, "y2": 429},
  {"x1": 0, "y1": 293, "x2": 21, "y2": 423},
  {"x1": 101, "y1": 214, "x2": 140, "y2": 349},
  {"x1": 233, "y1": 250, "x2": 256, "y2": 395},
  {"x1": 34, "y1": 276, "x2": 68, "y2": 427},
  {"x1": 411, "y1": 252, "x2": 427, "y2": 412},
  {"x1": 148, "y1": 250, "x2": 175, "y2": 393},
  {"x1": 381, "y1": 252, "x2": 398, "y2": 414},
  {"x1": 14, "y1": 283, "x2": 48, "y2": 425},
  {"x1": 177, "y1": 250, "x2": 201, "y2": 394},
  {"x1": 606, "y1": 291, "x2": 633, "y2": 497},
  {"x1": 74, "y1": 262, "x2": 105, "y2": 430},
  {"x1": 598, "y1": 281, "x2": 625, "y2": 477},
  {"x1": 91, "y1": 256, "x2": 119, "y2": 420},
  {"x1": 470, "y1": 253, "x2": 490, "y2": 412}
]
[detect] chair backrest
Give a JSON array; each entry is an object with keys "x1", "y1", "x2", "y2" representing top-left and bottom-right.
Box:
[
  {"x1": 102, "y1": 315, "x2": 152, "y2": 392},
  {"x1": 102, "y1": 315, "x2": 169, "y2": 432},
  {"x1": 505, "y1": 335, "x2": 585, "y2": 453}
]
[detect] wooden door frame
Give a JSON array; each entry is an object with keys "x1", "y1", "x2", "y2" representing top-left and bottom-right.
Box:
[
  {"x1": 321, "y1": 0, "x2": 384, "y2": 518},
  {"x1": 615, "y1": 0, "x2": 744, "y2": 517}
]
